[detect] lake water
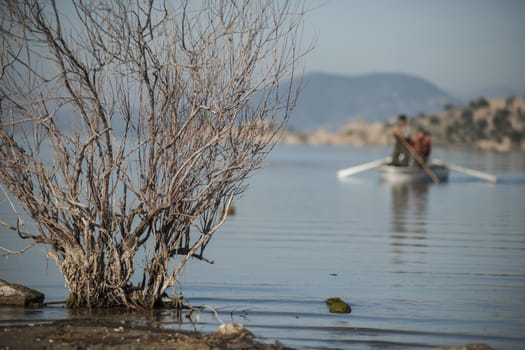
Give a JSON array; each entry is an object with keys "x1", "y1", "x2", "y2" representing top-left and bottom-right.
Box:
[{"x1": 1, "y1": 144, "x2": 525, "y2": 349}]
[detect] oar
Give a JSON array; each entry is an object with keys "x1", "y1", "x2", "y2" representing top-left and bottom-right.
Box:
[
  {"x1": 337, "y1": 158, "x2": 388, "y2": 179},
  {"x1": 433, "y1": 159, "x2": 497, "y2": 183},
  {"x1": 397, "y1": 135, "x2": 440, "y2": 184}
]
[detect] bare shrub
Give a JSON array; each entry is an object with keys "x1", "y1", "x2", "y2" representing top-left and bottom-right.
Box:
[{"x1": 0, "y1": 0, "x2": 306, "y2": 308}]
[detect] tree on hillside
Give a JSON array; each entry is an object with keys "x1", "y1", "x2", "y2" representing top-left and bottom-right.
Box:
[
  {"x1": 0, "y1": 0, "x2": 306, "y2": 308},
  {"x1": 469, "y1": 97, "x2": 489, "y2": 110},
  {"x1": 492, "y1": 108, "x2": 512, "y2": 142}
]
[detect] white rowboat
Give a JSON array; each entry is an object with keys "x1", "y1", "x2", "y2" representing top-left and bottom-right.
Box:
[
  {"x1": 337, "y1": 158, "x2": 496, "y2": 184},
  {"x1": 377, "y1": 163, "x2": 449, "y2": 184}
]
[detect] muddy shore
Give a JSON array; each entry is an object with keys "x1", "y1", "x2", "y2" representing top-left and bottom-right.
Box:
[{"x1": 0, "y1": 319, "x2": 290, "y2": 350}]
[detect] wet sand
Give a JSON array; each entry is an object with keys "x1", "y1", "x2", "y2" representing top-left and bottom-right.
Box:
[{"x1": 0, "y1": 319, "x2": 290, "y2": 350}]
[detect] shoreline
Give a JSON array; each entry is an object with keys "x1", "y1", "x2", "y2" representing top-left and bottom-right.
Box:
[
  {"x1": 278, "y1": 129, "x2": 525, "y2": 152},
  {"x1": 0, "y1": 318, "x2": 291, "y2": 350},
  {"x1": 0, "y1": 317, "x2": 497, "y2": 350},
  {"x1": 278, "y1": 94, "x2": 525, "y2": 152}
]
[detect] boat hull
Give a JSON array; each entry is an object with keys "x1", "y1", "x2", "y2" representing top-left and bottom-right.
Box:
[{"x1": 378, "y1": 164, "x2": 449, "y2": 184}]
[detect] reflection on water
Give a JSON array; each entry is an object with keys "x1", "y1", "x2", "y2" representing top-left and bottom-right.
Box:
[
  {"x1": 390, "y1": 183, "x2": 429, "y2": 234},
  {"x1": 389, "y1": 183, "x2": 429, "y2": 265}
]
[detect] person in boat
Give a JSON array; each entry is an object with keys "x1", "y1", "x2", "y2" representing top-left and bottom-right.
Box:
[
  {"x1": 389, "y1": 114, "x2": 413, "y2": 166},
  {"x1": 411, "y1": 128, "x2": 432, "y2": 165}
]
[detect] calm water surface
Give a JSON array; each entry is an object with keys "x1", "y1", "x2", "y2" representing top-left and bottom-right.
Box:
[{"x1": 1, "y1": 145, "x2": 525, "y2": 349}]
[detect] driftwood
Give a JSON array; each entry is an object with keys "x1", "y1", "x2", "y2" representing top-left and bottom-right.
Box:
[{"x1": 0, "y1": 0, "x2": 307, "y2": 308}]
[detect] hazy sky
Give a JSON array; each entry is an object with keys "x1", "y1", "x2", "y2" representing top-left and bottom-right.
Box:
[{"x1": 302, "y1": 0, "x2": 525, "y2": 96}]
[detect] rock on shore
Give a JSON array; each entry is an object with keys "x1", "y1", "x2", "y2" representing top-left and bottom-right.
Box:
[{"x1": 0, "y1": 279, "x2": 45, "y2": 306}]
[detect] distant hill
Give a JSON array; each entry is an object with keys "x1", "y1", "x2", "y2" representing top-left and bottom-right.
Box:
[{"x1": 285, "y1": 72, "x2": 462, "y2": 131}]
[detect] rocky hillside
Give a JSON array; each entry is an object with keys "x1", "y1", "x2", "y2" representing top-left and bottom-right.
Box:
[{"x1": 281, "y1": 95, "x2": 525, "y2": 152}]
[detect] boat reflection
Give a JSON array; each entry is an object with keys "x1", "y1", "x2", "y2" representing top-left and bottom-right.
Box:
[{"x1": 388, "y1": 183, "x2": 429, "y2": 264}]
